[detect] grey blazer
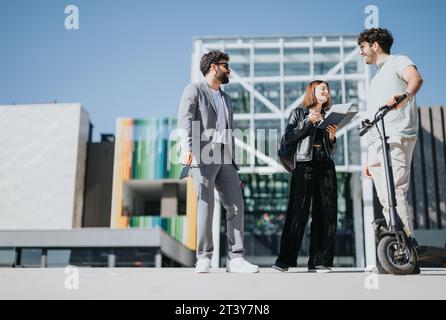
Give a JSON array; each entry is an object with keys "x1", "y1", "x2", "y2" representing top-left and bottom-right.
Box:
[{"x1": 178, "y1": 80, "x2": 238, "y2": 169}]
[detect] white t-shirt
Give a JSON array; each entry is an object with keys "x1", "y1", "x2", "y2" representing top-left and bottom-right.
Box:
[
  {"x1": 210, "y1": 88, "x2": 228, "y2": 144},
  {"x1": 366, "y1": 54, "x2": 419, "y2": 145}
]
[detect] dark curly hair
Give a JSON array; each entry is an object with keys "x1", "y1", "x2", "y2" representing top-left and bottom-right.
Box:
[
  {"x1": 200, "y1": 50, "x2": 230, "y2": 76},
  {"x1": 357, "y1": 28, "x2": 393, "y2": 54}
]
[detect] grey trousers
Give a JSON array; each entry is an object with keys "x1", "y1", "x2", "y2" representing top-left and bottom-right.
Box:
[
  {"x1": 190, "y1": 153, "x2": 245, "y2": 260},
  {"x1": 368, "y1": 136, "x2": 417, "y2": 235}
]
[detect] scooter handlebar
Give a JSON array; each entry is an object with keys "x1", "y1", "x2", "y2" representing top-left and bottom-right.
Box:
[
  {"x1": 378, "y1": 93, "x2": 408, "y2": 112},
  {"x1": 359, "y1": 122, "x2": 371, "y2": 137},
  {"x1": 359, "y1": 93, "x2": 409, "y2": 137}
]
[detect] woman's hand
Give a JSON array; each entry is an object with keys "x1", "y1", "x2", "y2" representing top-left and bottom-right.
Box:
[
  {"x1": 326, "y1": 125, "x2": 337, "y2": 141},
  {"x1": 308, "y1": 111, "x2": 322, "y2": 124}
]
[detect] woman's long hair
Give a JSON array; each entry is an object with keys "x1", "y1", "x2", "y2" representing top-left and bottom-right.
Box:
[{"x1": 302, "y1": 80, "x2": 332, "y2": 112}]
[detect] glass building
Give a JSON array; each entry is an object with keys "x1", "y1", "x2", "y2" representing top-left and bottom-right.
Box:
[{"x1": 191, "y1": 35, "x2": 370, "y2": 267}]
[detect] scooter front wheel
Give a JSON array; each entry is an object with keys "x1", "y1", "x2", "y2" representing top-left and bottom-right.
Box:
[{"x1": 377, "y1": 235, "x2": 417, "y2": 275}]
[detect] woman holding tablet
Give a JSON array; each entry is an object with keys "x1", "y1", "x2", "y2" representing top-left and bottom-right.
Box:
[{"x1": 273, "y1": 80, "x2": 338, "y2": 273}]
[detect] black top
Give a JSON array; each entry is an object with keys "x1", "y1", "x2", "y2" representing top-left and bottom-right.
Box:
[
  {"x1": 281, "y1": 107, "x2": 336, "y2": 166},
  {"x1": 313, "y1": 127, "x2": 324, "y2": 146}
]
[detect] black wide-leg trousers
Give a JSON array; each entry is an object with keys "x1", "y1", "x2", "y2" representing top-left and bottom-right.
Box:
[{"x1": 276, "y1": 149, "x2": 338, "y2": 267}]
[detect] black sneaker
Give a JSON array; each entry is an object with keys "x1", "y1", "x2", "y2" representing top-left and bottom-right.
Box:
[
  {"x1": 372, "y1": 218, "x2": 388, "y2": 232},
  {"x1": 409, "y1": 237, "x2": 420, "y2": 248},
  {"x1": 411, "y1": 263, "x2": 421, "y2": 275},
  {"x1": 272, "y1": 261, "x2": 289, "y2": 272},
  {"x1": 308, "y1": 265, "x2": 332, "y2": 273}
]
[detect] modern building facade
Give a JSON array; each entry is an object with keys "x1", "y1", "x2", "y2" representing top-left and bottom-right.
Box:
[
  {"x1": 82, "y1": 134, "x2": 115, "y2": 228},
  {"x1": 0, "y1": 103, "x2": 90, "y2": 230},
  {"x1": 0, "y1": 111, "x2": 196, "y2": 268},
  {"x1": 110, "y1": 117, "x2": 197, "y2": 250}
]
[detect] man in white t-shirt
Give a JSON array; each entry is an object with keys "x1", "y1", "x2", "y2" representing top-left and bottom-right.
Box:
[{"x1": 358, "y1": 28, "x2": 423, "y2": 237}]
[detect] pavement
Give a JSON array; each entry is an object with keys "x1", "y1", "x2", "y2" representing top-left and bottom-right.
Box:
[{"x1": 1, "y1": 267, "x2": 445, "y2": 300}]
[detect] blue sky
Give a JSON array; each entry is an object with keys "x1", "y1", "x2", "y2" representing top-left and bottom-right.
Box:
[{"x1": 1, "y1": 0, "x2": 445, "y2": 141}]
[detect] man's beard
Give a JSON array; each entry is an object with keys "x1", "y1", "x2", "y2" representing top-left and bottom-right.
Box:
[
  {"x1": 365, "y1": 54, "x2": 374, "y2": 65},
  {"x1": 216, "y1": 70, "x2": 229, "y2": 84}
]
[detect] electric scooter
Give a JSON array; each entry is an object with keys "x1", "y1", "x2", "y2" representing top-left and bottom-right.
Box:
[{"x1": 360, "y1": 94, "x2": 446, "y2": 275}]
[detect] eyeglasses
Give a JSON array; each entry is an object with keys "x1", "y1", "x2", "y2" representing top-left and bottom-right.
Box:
[
  {"x1": 215, "y1": 62, "x2": 230, "y2": 70},
  {"x1": 359, "y1": 42, "x2": 370, "y2": 52}
]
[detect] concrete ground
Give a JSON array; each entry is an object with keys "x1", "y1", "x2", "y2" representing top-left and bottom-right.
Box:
[{"x1": 0, "y1": 267, "x2": 445, "y2": 300}]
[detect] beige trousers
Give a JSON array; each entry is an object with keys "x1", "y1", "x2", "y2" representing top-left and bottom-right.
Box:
[{"x1": 367, "y1": 136, "x2": 417, "y2": 235}]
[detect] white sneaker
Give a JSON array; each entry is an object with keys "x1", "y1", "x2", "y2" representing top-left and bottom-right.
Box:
[
  {"x1": 308, "y1": 265, "x2": 332, "y2": 273},
  {"x1": 195, "y1": 257, "x2": 211, "y2": 273},
  {"x1": 226, "y1": 257, "x2": 260, "y2": 273}
]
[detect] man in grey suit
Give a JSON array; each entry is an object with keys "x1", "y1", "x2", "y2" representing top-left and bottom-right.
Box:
[{"x1": 178, "y1": 50, "x2": 259, "y2": 273}]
